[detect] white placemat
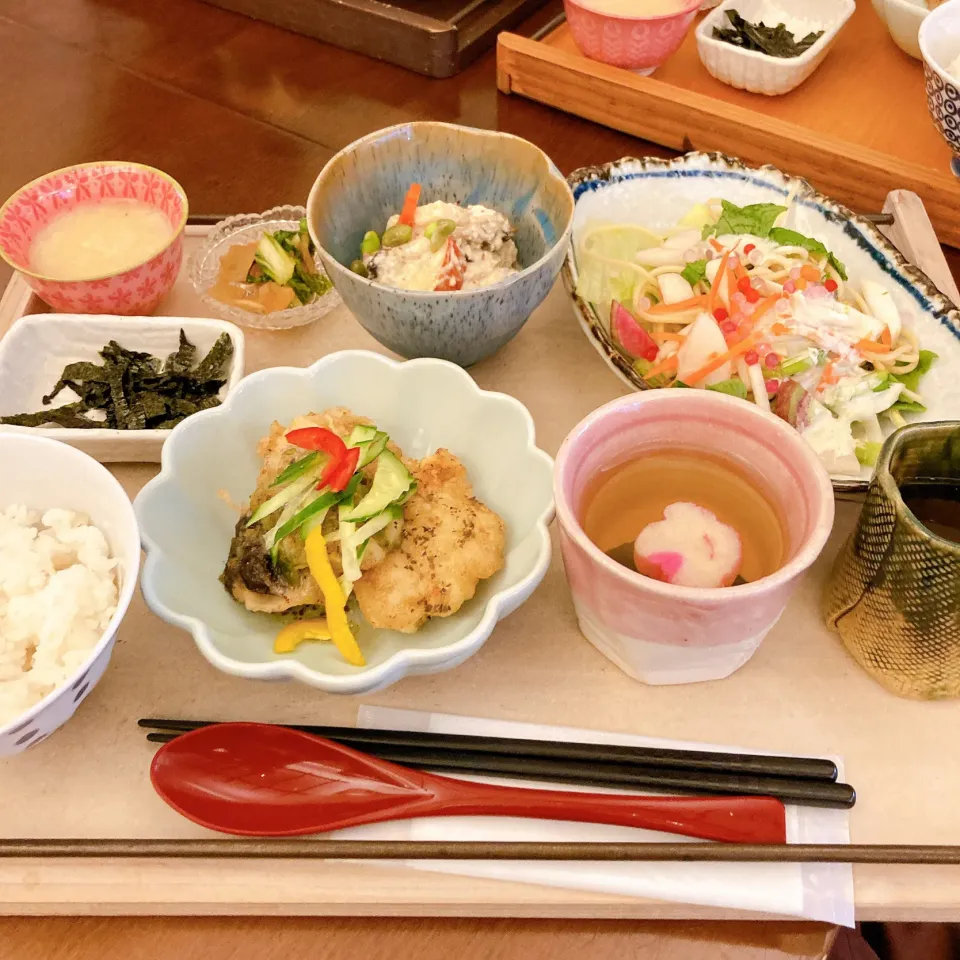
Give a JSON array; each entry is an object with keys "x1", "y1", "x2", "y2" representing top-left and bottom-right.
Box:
[{"x1": 344, "y1": 706, "x2": 853, "y2": 926}]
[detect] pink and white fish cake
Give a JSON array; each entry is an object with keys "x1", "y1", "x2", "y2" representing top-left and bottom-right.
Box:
[{"x1": 634, "y1": 502, "x2": 742, "y2": 589}]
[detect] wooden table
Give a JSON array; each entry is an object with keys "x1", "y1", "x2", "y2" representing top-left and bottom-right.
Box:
[{"x1": 0, "y1": 0, "x2": 955, "y2": 955}]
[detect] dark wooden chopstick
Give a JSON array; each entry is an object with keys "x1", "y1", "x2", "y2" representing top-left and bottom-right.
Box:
[
  {"x1": 142, "y1": 726, "x2": 853, "y2": 808},
  {"x1": 138, "y1": 718, "x2": 838, "y2": 781},
  {"x1": 3, "y1": 839, "x2": 958, "y2": 865}
]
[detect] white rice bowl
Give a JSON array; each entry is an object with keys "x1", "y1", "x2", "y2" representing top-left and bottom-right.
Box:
[
  {"x1": 0, "y1": 506, "x2": 119, "y2": 725},
  {"x1": 0, "y1": 433, "x2": 139, "y2": 755}
]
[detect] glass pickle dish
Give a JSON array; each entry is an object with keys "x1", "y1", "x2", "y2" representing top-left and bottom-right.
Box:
[{"x1": 188, "y1": 205, "x2": 340, "y2": 331}]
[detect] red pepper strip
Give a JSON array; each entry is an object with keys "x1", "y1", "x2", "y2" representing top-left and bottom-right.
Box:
[
  {"x1": 397, "y1": 183, "x2": 421, "y2": 228},
  {"x1": 324, "y1": 445, "x2": 360, "y2": 492},
  {"x1": 434, "y1": 237, "x2": 466, "y2": 292},
  {"x1": 286, "y1": 427, "x2": 347, "y2": 458},
  {"x1": 286, "y1": 427, "x2": 348, "y2": 487}
]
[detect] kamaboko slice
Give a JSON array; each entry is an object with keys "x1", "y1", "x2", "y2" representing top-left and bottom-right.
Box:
[{"x1": 633, "y1": 502, "x2": 742, "y2": 589}]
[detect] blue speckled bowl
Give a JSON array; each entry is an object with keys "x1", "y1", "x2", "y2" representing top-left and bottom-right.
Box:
[{"x1": 306, "y1": 122, "x2": 574, "y2": 367}]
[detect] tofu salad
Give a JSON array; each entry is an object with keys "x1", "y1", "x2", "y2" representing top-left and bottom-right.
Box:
[{"x1": 350, "y1": 184, "x2": 519, "y2": 292}]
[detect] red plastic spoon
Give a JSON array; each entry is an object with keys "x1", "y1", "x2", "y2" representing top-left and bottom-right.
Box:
[{"x1": 150, "y1": 723, "x2": 787, "y2": 843}]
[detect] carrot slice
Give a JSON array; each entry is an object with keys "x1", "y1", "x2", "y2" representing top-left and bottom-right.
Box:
[
  {"x1": 685, "y1": 333, "x2": 761, "y2": 386},
  {"x1": 733, "y1": 261, "x2": 747, "y2": 285},
  {"x1": 397, "y1": 183, "x2": 421, "y2": 227},
  {"x1": 771, "y1": 322, "x2": 791, "y2": 336},
  {"x1": 880, "y1": 327, "x2": 892, "y2": 347},
  {"x1": 800, "y1": 264, "x2": 820, "y2": 283},
  {"x1": 647, "y1": 295, "x2": 707, "y2": 315},
  {"x1": 709, "y1": 237, "x2": 724, "y2": 253},
  {"x1": 749, "y1": 295, "x2": 781, "y2": 326},
  {"x1": 855, "y1": 338, "x2": 891, "y2": 353},
  {"x1": 643, "y1": 354, "x2": 679, "y2": 380},
  {"x1": 821, "y1": 362, "x2": 840, "y2": 386},
  {"x1": 707, "y1": 251, "x2": 732, "y2": 315}
]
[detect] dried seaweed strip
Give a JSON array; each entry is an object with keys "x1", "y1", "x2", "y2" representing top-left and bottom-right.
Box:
[
  {"x1": 164, "y1": 329, "x2": 197, "y2": 375},
  {"x1": 104, "y1": 363, "x2": 136, "y2": 429},
  {"x1": 193, "y1": 333, "x2": 234, "y2": 381},
  {"x1": 0, "y1": 402, "x2": 99, "y2": 428},
  {"x1": 7, "y1": 328, "x2": 229, "y2": 431},
  {"x1": 138, "y1": 392, "x2": 169, "y2": 422},
  {"x1": 713, "y1": 10, "x2": 823, "y2": 57}
]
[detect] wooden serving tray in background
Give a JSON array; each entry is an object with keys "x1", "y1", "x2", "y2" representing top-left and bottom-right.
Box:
[
  {"x1": 497, "y1": 3, "x2": 960, "y2": 248},
  {"x1": 202, "y1": 0, "x2": 550, "y2": 77}
]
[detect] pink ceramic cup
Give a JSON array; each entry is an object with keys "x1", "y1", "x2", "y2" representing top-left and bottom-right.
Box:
[
  {"x1": 555, "y1": 390, "x2": 834, "y2": 685},
  {"x1": 563, "y1": 0, "x2": 701, "y2": 75}
]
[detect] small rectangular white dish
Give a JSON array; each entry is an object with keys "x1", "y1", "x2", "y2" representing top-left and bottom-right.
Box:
[
  {"x1": 696, "y1": 0, "x2": 855, "y2": 96},
  {"x1": 0, "y1": 315, "x2": 245, "y2": 463}
]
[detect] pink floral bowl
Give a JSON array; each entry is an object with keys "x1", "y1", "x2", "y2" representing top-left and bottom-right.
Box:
[
  {"x1": 554, "y1": 390, "x2": 834, "y2": 686},
  {"x1": 0, "y1": 162, "x2": 188, "y2": 315},
  {"x1": 563, "y1": 0, "x2": 701, "y2": 74}
]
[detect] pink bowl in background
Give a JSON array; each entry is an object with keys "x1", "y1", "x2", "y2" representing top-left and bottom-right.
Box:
[
  {"x1": 563, "y1": 0, "x2": 701, "y2": 74},
  {"x1": 0, "y1": 162, "x2": 188, "y2": 315},
  {"x1": 554, "y1": 390, "x2": 834, "y2": 685}
]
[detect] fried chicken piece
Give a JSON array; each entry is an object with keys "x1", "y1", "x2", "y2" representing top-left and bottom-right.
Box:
[
  {"x1": 353, "y1": 449, "x2": 506, "y2": 634},
  {"x1": 221, "y1": 407, "x2": 403, "y2": 614}
]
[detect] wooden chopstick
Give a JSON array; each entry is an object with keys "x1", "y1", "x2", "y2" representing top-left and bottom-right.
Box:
[
  {"x1": 142, "y1": 728, "x2": 855, "y2": 808},
  {"x1": 138, "y1": 718, "x2": 838, "y2": 781},
  {"x1": 3, "y1": 838, "x2": 957, "y2": 865}
]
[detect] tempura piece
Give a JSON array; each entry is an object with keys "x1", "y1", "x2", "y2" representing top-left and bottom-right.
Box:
[{"x1": 353, "y1": 449, "x2": 506, "y2": 633}]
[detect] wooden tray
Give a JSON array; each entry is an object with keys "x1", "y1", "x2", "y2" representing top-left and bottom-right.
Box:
[
  {"x1": 497, "y1": 3, "x2": 960, "y2": 249},
  {"x1": 2, "y1": 208, "x2": 960, "y2": 921},
  {"x1": 202, "y1": 0, "x2": 550, "y2": 77}
]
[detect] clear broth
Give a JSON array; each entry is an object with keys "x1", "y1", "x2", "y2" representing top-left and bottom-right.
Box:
[{"x1": 581, "y1": 449, "x2": 787, "y2": 584}]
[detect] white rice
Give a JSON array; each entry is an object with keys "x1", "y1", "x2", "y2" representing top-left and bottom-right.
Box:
[{"x1": 0, "y1": 505, "x2": 118, "y2": 727}]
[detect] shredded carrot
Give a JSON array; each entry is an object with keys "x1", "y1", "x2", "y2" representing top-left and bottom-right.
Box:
[
  {"x1": 855, "y1": 338, "x2": 891, "y2": 353},
  {"x1": 643, "y1": 354, "x2": 679, "y2": 380},
  {"x1": 707, "y1": 251, "x2": 732, "y2": 315},
  {"x1": 651, "y1": 331, "x2": 686, "y2": 343},
  {"x1": 749, "y1": 295, "x2": 780, "y2": 327},
  {"x1": 733, "y1": 260, "x2": 747, "y2": 284},
  {"x1": 771, "y1": 321, "x2": 791, "y2": 336},
  {"x1": 880, "y1": 327, "x2": 892, "y2": 347},
  {"x1": 709, "y1": 237, "x2": 724, "y2": 253},
  {"x1": 685, "y1": 333, "x2": 761, "y2": 386},
  {"x1": 821, "y1": 363, "x2": 840, "y2": 386},
  {"x1": 647, "y1": 296, "x2": 707, "y2": 315},
  {"x1": 800, "y1": 264, "x2": 820, "y2": 283},
  {"x1": 397, "y1": 183, "x2": 422, "y2": 227}
]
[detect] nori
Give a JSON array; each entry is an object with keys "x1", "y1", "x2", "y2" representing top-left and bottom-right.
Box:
[
  {"x1": 712, "y1": 10, "x2": 823, "y2": 58},
  {"x1": 0, "y1": 329, "x2": 233, "y2": 430}
]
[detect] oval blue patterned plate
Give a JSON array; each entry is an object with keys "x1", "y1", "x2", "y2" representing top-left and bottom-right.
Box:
[{"x1": 561, "y1": 152, "x2": 960, "y2": 494}]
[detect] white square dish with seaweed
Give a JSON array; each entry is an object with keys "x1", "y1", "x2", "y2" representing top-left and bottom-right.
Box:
[{"x1": 0, "y1": 315, "x2": 244, "y2": 463}]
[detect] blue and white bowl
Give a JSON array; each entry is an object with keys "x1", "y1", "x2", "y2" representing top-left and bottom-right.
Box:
[
  {"x1": 0, "y1": 435, "x2": 140, "y2": 756},
  {"x1": 920, "y1": 0, "x2": 960, "y2": 166},
  {"x1": 306, "y1": 122, "x2": 575, "y2": 367},
  {"x1": 562, "y1": 152, "x2": 960, "y2": 494}
]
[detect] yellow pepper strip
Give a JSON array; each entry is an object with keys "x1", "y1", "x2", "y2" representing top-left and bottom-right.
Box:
[
  {"x1": 303, "y1": 526, "x2": 366, "y2": 666},
  {"x1": 274, "y1": 618, "x2": 331, "y2": 654}
]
